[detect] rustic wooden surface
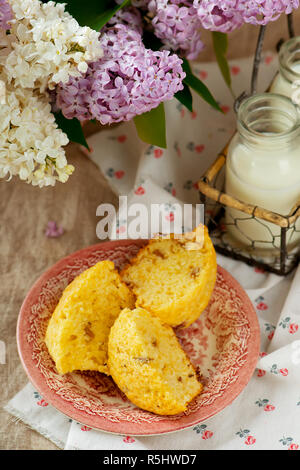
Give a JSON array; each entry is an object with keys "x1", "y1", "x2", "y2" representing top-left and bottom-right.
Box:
[
  {"x1": 0, "y1": 142, "x2": 118, "y2": 450},
  {"x1": 1, "y1": 13, "x2": 300, "y2": 450}
]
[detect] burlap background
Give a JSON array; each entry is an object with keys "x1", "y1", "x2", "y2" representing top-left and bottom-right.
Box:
[{"x1": 1, "y1": 13, "x2": 299, "y2": 449}]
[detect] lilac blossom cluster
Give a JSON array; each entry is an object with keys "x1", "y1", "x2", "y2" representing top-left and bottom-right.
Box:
[
  {"x1": 55, "y1": 0, "x2": 300, "y2": 126},
  {"x1": 194, "y1": 0, "x2": 300, "y2": 33},
  {"x1": 56, "y1": 22, "x2": 185, "y2": 125},
  {"x1": 107, "y1": 5, "x2": 143, "y2": 34},
  {"x1": 148, "y1": 0, "x2": 204, "y2": 60},
  {"x1": 117, "y1": 0, "x2": 300, "y2": 38},
  {"x1": 0, "y1": 0, "x2": 12, "y2": 29}
]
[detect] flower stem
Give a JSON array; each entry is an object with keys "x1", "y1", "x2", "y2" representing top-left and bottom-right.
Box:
[
  {"x1": 234, "y1": 25, "x2": 266, "y2": 112},
  {"x1": 287, "y1": 13, "x2": 295, "y2": 38},
  {"x1": 250, "y1": 25, "x2": 266, "y2": 95}
]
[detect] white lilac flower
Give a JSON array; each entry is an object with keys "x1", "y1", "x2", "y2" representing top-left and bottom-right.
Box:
[
  {"x1": 3, "y1": 0, "x2": 103, "y2": 91},
  {"x1": 0, "y1": 83, "x2": 74, "y2": 187},
  {"x1": 0, "y1": 78, "x2": 5, "y2": 102},
  {"x1": 0, "y1": 24, "x2": 14, "y2": 62}
]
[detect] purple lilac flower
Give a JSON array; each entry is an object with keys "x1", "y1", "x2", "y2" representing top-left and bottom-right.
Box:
[
  {"x1": 108, "y1": 6, "x2": 144, "y2": 34},
  {"x1": 148, "y1": 1, "x2": 204, "y2": 60},
  {"x1": 193, "y1": 1, "x2": 243, "y2": 32},
  {"x1": 45, "y1": 221, "x2": 64, "y2": 238},
  {"x1": 0, "y1": 0, "x2": 12, "y2": 30},
  {"x1": 56, "y1": 23, "x2": 185, "y2": 125},
  {"x1": 193, "y1": 0, "x2": 300, "y2": 33},
  {"x1": 241, "y1": 0, "x2": 299, "y2": 25}
]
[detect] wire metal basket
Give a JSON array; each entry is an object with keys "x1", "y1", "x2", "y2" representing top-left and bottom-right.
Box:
[{"x1": 197, "y1": 144, "x2": 300, "y2": 275}]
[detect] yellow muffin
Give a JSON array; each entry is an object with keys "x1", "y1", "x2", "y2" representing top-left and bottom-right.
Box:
[
  {"x1": 45, "y1": 260, "x2": 135, "y2": 375},
  {"x1": 108, "y1": 307, "x2": 202, "y2": 415},
  {"x1": 121, "y1": 226, "x2": 217, "y2": 327}
]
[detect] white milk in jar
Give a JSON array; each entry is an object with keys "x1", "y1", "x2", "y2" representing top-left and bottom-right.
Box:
[{"x1": 225, "y1": 94, "x2": 300, "y2": 251}]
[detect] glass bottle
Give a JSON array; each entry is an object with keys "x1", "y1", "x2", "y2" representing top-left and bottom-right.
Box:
[
  {"x1": 270, "y1": 36, "x2": 300, "y2": 99},
  {"x1": 225, "y1": 93, "x2": 300, "y2": 251}
]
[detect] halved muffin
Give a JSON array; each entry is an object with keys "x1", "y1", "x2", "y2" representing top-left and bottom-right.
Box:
[
  {"x1": 121, "y1": 226, "x2": 217, "y2": 327},
  {"x1": 108, "y1": 307, "x2": 202, "y2": 415},
  {"x1": 45, "y1": 260, "x2": 135, "y2": 375}
]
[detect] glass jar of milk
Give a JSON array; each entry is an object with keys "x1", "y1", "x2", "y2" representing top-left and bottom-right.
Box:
[
  {"x1": 270, "y1": 36, "x2": 300, "y2": 99},
  {"x1": 225, "y1": 93, "x2": 300, "y2": 251}
]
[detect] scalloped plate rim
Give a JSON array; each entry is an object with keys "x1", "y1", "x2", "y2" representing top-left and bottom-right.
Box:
[{"x1": 17, "y1": 239, "x2": 260, "y2": 436}]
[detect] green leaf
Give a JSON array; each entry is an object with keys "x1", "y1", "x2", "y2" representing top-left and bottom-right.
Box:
[
  {"x1": 54, "y1": 0, "x2": 130, "y2": 31},
  {"x1": 94, "y1": 0, "x2": 131, "y2": 31},
  {"x1": 54, "y1": 0, "x2": 110, "y2": 28},
  {"x1": 182, "y1": 58, "x2": 192, "y2": 74},
  {"x1": 212, "y1": 32, "x2": 232, "y2": 90},
  {"x1": 175, "y1": 83, "x2": 193, "y2": 112},
  {"x1": 55, "y1": 112, "x2": 89, "y2": 150},
  {"x1": 134, "y1": 103, "x2": 166, "y2": 148},
  {"x1": 183, "y1": 66, "x2": 222, "y2": 112}
]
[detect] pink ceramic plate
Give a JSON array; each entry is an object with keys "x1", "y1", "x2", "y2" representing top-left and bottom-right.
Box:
[{"x1": 17, "y1": 239, "x2": 260, "y2": 436}]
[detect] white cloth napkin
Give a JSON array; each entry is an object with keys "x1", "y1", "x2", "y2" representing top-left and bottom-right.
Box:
[{"x1": 7, "y1": 53, "x2": 300, "y2": 450}]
